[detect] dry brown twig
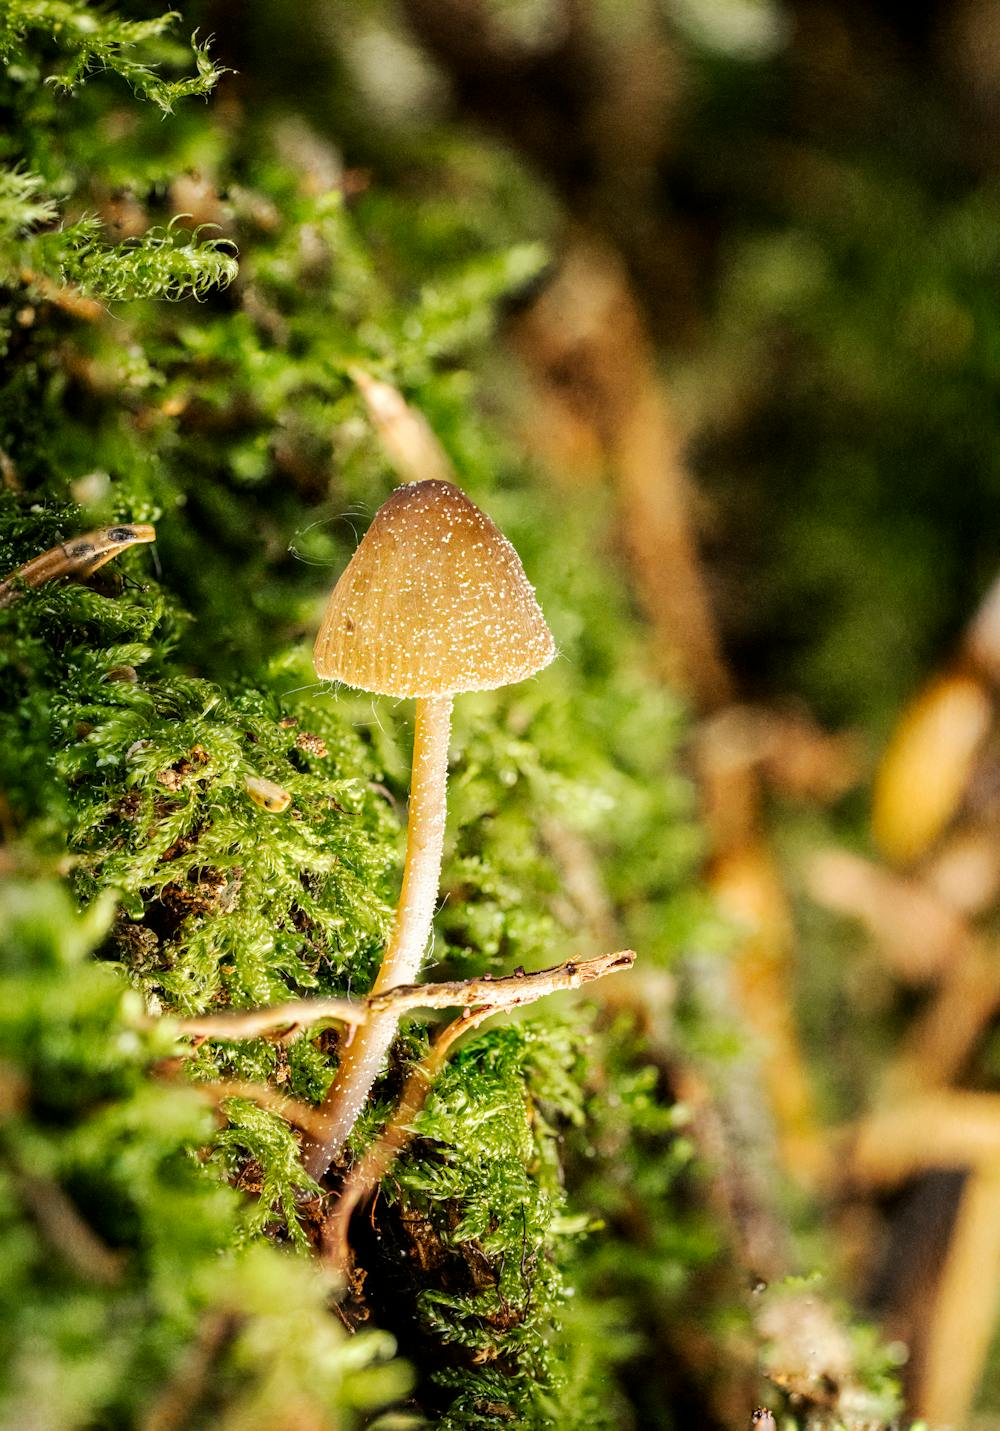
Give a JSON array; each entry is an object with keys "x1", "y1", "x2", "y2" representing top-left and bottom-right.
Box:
[
  {"x1": 187, "y1": 1079, "x2": 332, "y2": 1142},
  {"x1": 19, "y1": 267, "x2": 105, "y2": 323},
  {"x1": 513, "y1": 240, "x2": 730, "y2": 710},
  {"x1": 919, "y1": 1157, "x2": 1000, "y2": 1425},
  {"x1": 0, "y1": 524, "x2": 157, "y2": 607},
  {"x1": 175, "y1": 952, "x2": 634, "y2": 1203},
  {"x1": 350, "y1": 367, "x2": 454, "y2": 486},
  {"x1": 175, "y1": 952, "x2": 634, "y2": 1278},
  {"x1": 882, "y1": 936, "x2": 1000, "y2": 1099},
  {"x1": 171, "y1": 949, "x2": 635, "y2": 1042},
  {"x1": 805, "y1": 848, "x2": 970, "y2": 984}
]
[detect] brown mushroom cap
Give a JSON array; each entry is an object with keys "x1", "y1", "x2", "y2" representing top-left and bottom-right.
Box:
[{"x1": 314, "y1": 480, "x2": 556, "y2": 697}]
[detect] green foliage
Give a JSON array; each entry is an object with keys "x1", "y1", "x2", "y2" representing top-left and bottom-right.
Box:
[
  {"x1": 0, "y1": 542, "x2": 399, "y2": 1014},
  {"x1": 0, "y1": 879, "x2": 406, "y2": 1430},
  {"x1": 0, "y1": 164, "x2": 58, "y2": 239},
  {"x1": 27, "y1": 215, "x2": 238, "y2": 301},
  {"x1": 373, "y1": 1020, "x2": 605, "y2": 1428},
  {"x1": 0, "y1": 5, "x2": 222, "y2": 111}
]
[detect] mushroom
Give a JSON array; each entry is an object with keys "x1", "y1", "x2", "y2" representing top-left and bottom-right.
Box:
[{"x1": 302, "y1": 479, "x2": 555, "y2": 1179}]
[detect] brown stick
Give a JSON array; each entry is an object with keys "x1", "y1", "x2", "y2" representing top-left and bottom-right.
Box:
[
  {"x1": 186, "y1": 952, "x2": 635, "y2": 1257},
  {"x1": 19, "y1": 267, "x2": 105, "y2": 323},
  {"x1": 189, "y1": 1079, "x2": 332, "y2": 1143},
  {"x1": 12, "y1": 1170, "x2": 125, "y2": 1285},
  {"x1": 172, "y1": 949, "x2": 636, "y2": 1041},
  {"x1": 512, "y1": 241, "x2": 731, "y2": 710},
  {"x1": 0, "y1": 524, "x2": 157, "y2": 606},
  {"x1": 805, "y1": 848, "x2": 970, "y2": 984},
  {"x1": 848, "y1": 1092, "x2": 1000, "y2": 1186},
  {"x1": 350, "y1": 367, "x2": 454, "y2": 485},
  {"x1": 918, "y1": 1159, "x2": 1000, "y2": 1427},
  {"x1": 882, "y1": 938, "x2": 1000, "y2": 1099}
]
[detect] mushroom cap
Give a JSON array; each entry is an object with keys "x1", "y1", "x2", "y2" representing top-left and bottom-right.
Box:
[{"x1": 314, "y1": 480, "x2": 556, "y2": 697}]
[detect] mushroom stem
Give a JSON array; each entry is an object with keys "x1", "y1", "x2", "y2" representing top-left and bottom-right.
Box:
[{"x1": 302, "y1": 693, "x2": 453, "y2": 1179}]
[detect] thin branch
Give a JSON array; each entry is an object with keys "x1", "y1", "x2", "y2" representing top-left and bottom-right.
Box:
[
  {"x1": 19, "y1": 268, "x2": 105, "y2": 323},
  {"x1": 188, "y1": 1078, "x2": 332, "y2": 1142},
  {"x1": 171, "y1": 949, "x2": 636, "y2": 1042},
  {"x1": 350, "y1": 367, "x2": 454, "y2": 485},
  {"x1": 177, "y1": 951, "x2": 634, "y2": 1270},
  {"x1": 0, "y1": 523, "x2": 157, "y2": 607},
  {"x1": 847, "y1": 1091, "x2": 1000, "y2": 1186},
  {"x1": 322, "y1": 948, "x2": 638, "y2": 1268},
  {"x1": 918, "y1": 1157, "x2": 1000, "y2": 1427}
]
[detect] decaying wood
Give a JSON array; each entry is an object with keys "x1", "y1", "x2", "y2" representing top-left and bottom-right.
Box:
[{"x1": 671, "y1": 1060, "x2": 793, "y2": 1286}]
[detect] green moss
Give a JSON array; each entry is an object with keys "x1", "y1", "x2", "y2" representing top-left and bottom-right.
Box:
[{"x1": 0, "y1": 879, "x2": 406, "y2": 1429}]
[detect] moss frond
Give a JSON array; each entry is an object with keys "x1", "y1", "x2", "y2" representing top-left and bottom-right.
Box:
[
  {"x1": 30, "y1": 218, "x2": 238, "y2": 301},
  {"x1": 0, "y1": 4, "x2": 224, "y2": 111}
]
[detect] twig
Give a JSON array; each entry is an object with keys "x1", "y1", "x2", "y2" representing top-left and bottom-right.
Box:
[
  {"x1": 0, "y1": 524, "x2": 157, "y2": 607},
  {"x1": 710, "y1": 840, "x2": 829, "y2": 1185},
  {"x1": 350, "y1": 367, "x2": 454, "y2": 485},
  {"x1": 187, "y1": 1079, "x2": 332, "y2": 1142},
  {"x1": 12, "y1": 1169, "x2": 125, "y2": 1285},
  {"x1": 139, "y1": 1309, "x2": 239, "y2": 1431},
  {"x1": 317, "y1": 953, "x2": 637, "y2": 1269},
  {"x1": 918, "y1": 1157, "x2": 1000, "y2": 1426},
  {"x1": 882, "y1": 938, "x2": 1000, "y2": 1098},
  {"x1": 513, "y1": 242, "x2": 730, "y2": 710},
  {"x1": 805, "y1": 848, "x2": 969, "y2": 984},
  {"x1": 847, "y1": 1091, "x2": 1000, "y2": 1187},
  {"x1": 19, "y1": 267, "x2": 105, "y2": 323},
  {"x1": 180, "y1": 954, "x2": 634, "y2": 1264},
  {"x1": 171, "y1": 949, "x2": 636, "y2": 1041},
  {"x1": 322, "y1": 1007, "x2": 495, "y2": 1272}
]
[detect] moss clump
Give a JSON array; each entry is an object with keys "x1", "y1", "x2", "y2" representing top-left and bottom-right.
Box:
[{"x1": 0, "y1": 879, "x2": 406, "y2": 1429}]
